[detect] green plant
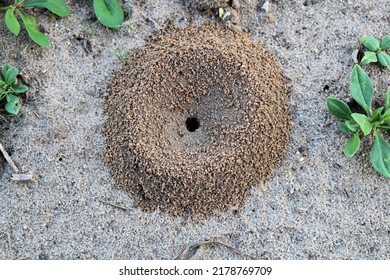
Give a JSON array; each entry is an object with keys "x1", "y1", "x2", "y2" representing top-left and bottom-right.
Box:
[
  {"x1": 359, "y1": 35, "x2": 390, "y2": 69},
  {"x1": 1, "y1": 0, "x2": 69, "y2": 47},
  {"x1": 218, "y1": 7, "x2": 230, "y2": 21},
  {"x1": 0, "y1": 64, "x2": 28, "y2": 116},
  {"x1": 326, "y1": 64, "x2": 390, "y2": 178},
  {"x1": 93, "y1": 0, "x2": 125, "y2": 29},
  {"x1": 82, "y1": 26, "x2": 93, "y2": 36}
]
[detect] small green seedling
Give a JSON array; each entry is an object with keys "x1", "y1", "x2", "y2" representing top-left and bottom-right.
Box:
[
  {"x1": 1, "y1": 0, "x2": 70, "y2": 47},
  {"x1": 93, "y1": 0, "x2": 125, "y2": 29},
  {"x1": 218, "y1": 8, "x2": 230, "y2": 21},
  {"x1": 111, "y1": 47, "x2": 129, "y2": 65},
  {"x1": 326, "y1": 64, "x2": 390, "y2": 178},
  {"x1": 0, "y1": 64, "x2": 28, "y2": 116},
  {"x1": 359, "y1": 35, "x2": 390, "y2": 70}
]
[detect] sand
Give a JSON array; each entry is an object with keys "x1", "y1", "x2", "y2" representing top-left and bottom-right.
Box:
[{"x1": 0, "y1": 0, "x2": 389, "y2": 259}]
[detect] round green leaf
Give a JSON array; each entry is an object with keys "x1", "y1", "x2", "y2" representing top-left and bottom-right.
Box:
[
  {"x1": 93, "y1": 0, "x2": 125, "y2": 29},
  {"x1": 380, "y1": 35, "x2": 390, "y2": 50},
  {"x1": 345, "y1": 120, "x2": 359, "y2": 132},
  {"x1": 360, "y1": 35, "x2": 380, "y2": 52},
  {"x1": 5, "y1": 7, "x2": 21, "y2": 36},
  {"x1": 351, "y1": 113, "x2": 372, "y2": 136},
  {"x1": 1, "y1": 64, "x2": 11, "y2": 79},
  {"x1": 6, "y1": 94, "x2": 20, "y2": 104},
  {"x1": 326, "y1": 97, "x2": 353, "y2": 120},
  {"x1": 343, "y1": 133, "x2": 360, "y2": 158},
  {"x1": 360, "y1": 51, "x2": 378, "y2": 65},
  {"x1": 4, "y1": 67, "x2": 18, "y2": 85},
  {"x1": 377, "y1": 51, "x2": 390, "y2": 68},
  {"x1": 12, "y1": 85, "x2": 29, "y2": 93},
  {"x1": 5, "y1": 102, "x2": 20, "y2": 115}
]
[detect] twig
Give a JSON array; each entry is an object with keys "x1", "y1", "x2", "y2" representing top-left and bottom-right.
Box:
[
  {"x1": 98, "y1": 199, "x2": 133, "y2": 211},
  {"x1": 175, "y1": 240, "x2": 258, "y2": 260},
  {"x1": 0, "y1": 141, "x2": 19, "y2": 173},
  {"x1": 11, "y1": 172, "x2": 33, "y2": 181}
]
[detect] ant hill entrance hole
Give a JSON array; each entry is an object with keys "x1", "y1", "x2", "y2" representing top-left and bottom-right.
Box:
[
  {"x1": 185, "y1": 117, "x2": 200, "y2": 132},
  {"x1": 102, "y1": 25, "x2": 292, "y2": 219}
]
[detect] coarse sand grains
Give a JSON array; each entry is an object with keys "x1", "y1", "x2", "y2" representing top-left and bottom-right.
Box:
[{"x1": 102, "y1": 25, "x2": 292, "y2": 219}]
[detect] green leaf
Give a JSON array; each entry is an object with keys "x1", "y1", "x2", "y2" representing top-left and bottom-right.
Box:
[
  {"x1": 380, "y1": 35, "x2": 390, "y2": 50},
  {"x1": 351, "y1": 113, "x2": 372, "y2": 136},
  {"x1": 93, "y1": 0, "x2": 124, "y2": 29},
  {"x1": 17, "y1": 10, "x2": 50, "y2": 47},
  {"x1": 378, "y1": 124, "x2": 390, "y2": 131},
  {"x1": 360, "y1": 51, "x2": 378, "y2": 65},
  {"x1": 382, "y1": 108, "x2": 390, "y2": 123},
  {"x1": 386, "y1": 86, "x2": 390, "y2": 110},
  {"x1": 343, "y1": 133, "x2": 360, "y2": 158},
  {"x1": 5, "y1": 7, "x2": 21, "y2": 36},
  {"x1": 360, "y1": 35, "x2": 380, "y2": 52},
  {"x1": 4, "y1": 67, "x2": 18, "y2": 85},
  {"x1": 345, "y1": 120, "x2": 359, "y2": 132},
  {"x1": 23, "y1": 0, "x2": 70, "y2": 17},
  {"x1": 377, "y1": 51, "x2": 390, "y2": 69},
  {"x1": 11, "y1": 85, "x2": 29, "y2": 93},
  {"x1": 370, "y1": 132, "x2": 390, "y2": 178},
  {"x1": 326, "y1": 96, "x2": 353, "y2": 120},
  {"x1": 5, "y1": 102, "x2": 20, "y2": 115},
  {"x1": 222, "y1": 11, "x2": 231, "y2": 21},
  {"x1": 339, "y1": 122, "x2": 352, "y2": 134},
  {"x1": 349, "y1": 64, "x2": 373, "y2": 116},
  {"x1": 6, "y1": 94, "x2": 20, "y2": 104},
  {"x1": 219, "y1": 8, "x2": 224, "y2": 18},
  {"x1": 371, "y1": 107, "x2": 384, "y2": 123},
  {"x1": 1, "y1": 64, "x2": 11, "y2": 80}
]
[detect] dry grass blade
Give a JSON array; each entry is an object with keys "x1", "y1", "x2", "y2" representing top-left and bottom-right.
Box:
[
  {"x1": 0, "y1": 141, "x2": 19, "y2": 173},
  {"x1": 98, "y1": 199, "x2": 134, "y2": 211},
  {"x1": 175, "y1": 240, "x2": 258, "y2": 260}
]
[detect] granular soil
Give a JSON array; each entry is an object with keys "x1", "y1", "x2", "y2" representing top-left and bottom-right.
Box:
[{"x1": 102, "y1": 25, "x2": 292, "y2": 218}]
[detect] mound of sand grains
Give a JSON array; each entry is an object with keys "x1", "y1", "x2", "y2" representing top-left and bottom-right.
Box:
[{"x1": 102, "y1": 25, "x2": 292, "y2": 218}]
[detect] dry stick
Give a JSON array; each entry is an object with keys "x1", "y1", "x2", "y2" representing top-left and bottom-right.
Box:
[
  {"x1": 98, "y1": 199, "x2": 134, "y2": 211},
  {"x1": 0, "y1": 141, "x2": 19, "y2": 173},
  {"x1": 175, "y1": 240, "x2": 258, "y2": 260}
]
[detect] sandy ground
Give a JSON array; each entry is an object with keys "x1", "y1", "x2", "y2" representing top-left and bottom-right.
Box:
[{"x1": 1, "y1": 0, "x2": 390, "y2": 259}]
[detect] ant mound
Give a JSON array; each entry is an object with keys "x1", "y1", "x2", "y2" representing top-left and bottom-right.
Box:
[{"x1": 102, "y1": 25, "x2": 292, "y2": 219}]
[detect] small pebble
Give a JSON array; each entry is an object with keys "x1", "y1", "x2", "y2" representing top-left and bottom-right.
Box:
[{"x1": 261, "y1": 1, "x2": 270, "y2": 13}]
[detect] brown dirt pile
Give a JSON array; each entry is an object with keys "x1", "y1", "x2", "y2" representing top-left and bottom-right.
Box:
[{"x1": 102, "y1": 25, "x2": 292, "y2": 218}]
